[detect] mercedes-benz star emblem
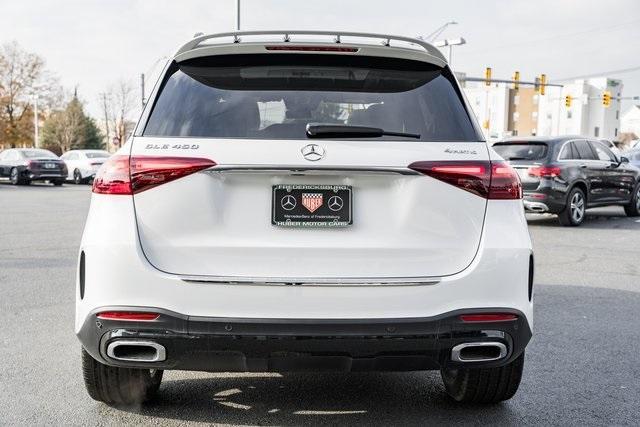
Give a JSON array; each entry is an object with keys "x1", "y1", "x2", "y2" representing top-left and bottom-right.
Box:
[
  {"x1": 301, "y1": 144, "x2": 325, "y2": 161},
  {"x1": 281, "y1": 195, "x2": 296, "y2": 211},
  {"x1": 328, "y1": 195, "x2": 344, "y2": 211}
]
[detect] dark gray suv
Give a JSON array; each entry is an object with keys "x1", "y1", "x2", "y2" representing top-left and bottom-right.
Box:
[{"x1": 493, "y1": 136, "x2": 640, "y2": 226}]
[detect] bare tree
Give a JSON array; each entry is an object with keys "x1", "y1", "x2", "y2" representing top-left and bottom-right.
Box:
[
  {"x1": 102, "y1": 80, "x2": 136, "y2": 150},
  {"x1": 0, "y1": 41, "x2": 59, "y2": 149}
]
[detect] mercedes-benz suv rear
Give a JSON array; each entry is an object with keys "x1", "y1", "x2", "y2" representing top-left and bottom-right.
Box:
[{"x1": 76, "y1": 31, "x2": 533, "y2": 405}]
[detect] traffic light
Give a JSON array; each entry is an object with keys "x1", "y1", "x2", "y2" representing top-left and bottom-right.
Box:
[
  {"x1": 513, "y1": 71, "x2": 520, "y2": 91},
  {"x1": 565, "y1": 95, "x2": 572, "y2": 108},
  {"x1": 540, "y1": 74, "x2": 547, "y2": 96},
  {"x1": 485, "y1": 67, "x2": 492, "y2": 86},
  {"x1": 602, "y1": 91, "x2": 611, "y2": 107},
  {"x1": 534, "y1": 77, "x2": 540, "y2": 93}
]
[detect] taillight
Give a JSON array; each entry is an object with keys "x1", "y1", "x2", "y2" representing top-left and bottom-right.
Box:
[
  {"x1": 528, "y1": 166, "x2": 561, "y2": 178},
  {"x1": 407, "y1": 161, "x2": 522, "y2": 199},
  {"x1": 460, "y1": 313, "x2": 518, "y2": 323},
  {"x1": 489, "y1": 162, "x2": 522, "y2": 199},
  {"x1": 92, "y1": 155, "x2": 131, "y2": 194},
  {"x1": 92, "y1": 155, "x2": 216, "y2": 195},
  {"x1": 96, "y1": 311, "x2": 160, "y2": 321}
]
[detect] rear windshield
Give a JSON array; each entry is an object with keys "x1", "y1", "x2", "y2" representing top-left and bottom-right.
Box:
[
  {"x1": 493, "y1": 142, "x2": 548, "y2": 161},
  {"x1": 21, "y1": 149, "x2": 57, "y2": 159},
  {"x1": 143, "y1": 54, "x2": 482, "y2": 142},
  {"x1": 85, "y1": 152, "x2": 109, "y2": 158}
]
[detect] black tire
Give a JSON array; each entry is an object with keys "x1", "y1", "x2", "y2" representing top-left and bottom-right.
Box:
[
  {"x1": 53, "y1": 179, "x2": 64, "y2": 186},
  {"x1": 10, "y1": 168, "x2": 22, "y2": 185},
  {"x1": 81, "y1": 348, "x2": 163, "y2": 405},
  {"x1": 73, "y1": 169, "x2": 84, "y2": 185},
  {"x1": 623, "y1": 183, "x2": 640, "y2": 217},
  {"x1": 441, "y1": 352, "x2": 525, "y2": 404},
  {"x1": 558, "y1": 187, "x2": 586, "y2": 226}
]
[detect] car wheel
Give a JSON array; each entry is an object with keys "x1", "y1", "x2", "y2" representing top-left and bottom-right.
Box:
[
  {"x1": 53, "y1": 179, "x2": 64, "y2": 186},
  {"x1": 10, "y1": 168, "x2": 23, "y2": 185},
  {"x1": 558, "y1": 187, "x2": 586, "y2": 226},
  {"x1": 73, "y1": 169, "x2": 84, "y2": 185},
  {"x1": 623, "y1": 183, "x2": 640, "y2": 217},
  {"x1": 440, "y1": 352, "x2": 524, "y2": 403},
  {"x1": 82, "y1": 348, "x2": 163, "y2": 405}
]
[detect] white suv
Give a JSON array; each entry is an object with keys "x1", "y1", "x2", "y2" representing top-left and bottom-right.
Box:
[{"x1": 76, "y1": 31, "x2": 533, "y2": 405}]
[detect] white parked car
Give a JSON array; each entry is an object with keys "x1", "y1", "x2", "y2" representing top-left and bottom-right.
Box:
[
  {"x1": 76, "y1": 31, "x2": 533, "y2": 405},
  {"x1": 60, "y1": 149, "x2": 110, "y2": 184}
]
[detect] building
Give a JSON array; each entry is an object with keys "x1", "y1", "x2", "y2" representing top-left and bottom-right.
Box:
[
  {"x1": 621, "y1": 105, "x2": 640, "y2": 137},
  {"x1": 538, "y1": 78, "x2": 622, "y2": 140},
  {"x1": 461, "y1": 76, "x2": 623, "y2": 141}
]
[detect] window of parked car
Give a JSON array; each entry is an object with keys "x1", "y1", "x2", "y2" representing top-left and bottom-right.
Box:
[
  {"x1": 573, "y1": 140, "x2": 597, "y2": 160},
  {"x1": 558, "y1": 142, "x2": 577, "y2": 160},
  {"x1": 590, "y1": 141, "x2": 617, "y2": 162},
  {"x1": 64, "y1": 152, "x2": 79, "y2": 160},
  {"x1": 21, "y1": 149, "x2": 57, "y2": 159},
  {"x1": 493, "y1": 142, "x2": 548, "y2": 160},
  {"x1": 85, "y1": 152, "x2": 109, "y2": 158}
]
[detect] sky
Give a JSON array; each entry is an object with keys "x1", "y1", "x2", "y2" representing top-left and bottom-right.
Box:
[{"x1": 2, "y1": 0, "x2": 640, "y2": 119}]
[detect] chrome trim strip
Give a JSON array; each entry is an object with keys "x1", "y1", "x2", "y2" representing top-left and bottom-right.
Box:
[
  {"x1": 205, "y1": 165, "x2": 421, "y2": 176},
  {"x1": 180, "y1": 275, "x2": 440, "y2": 286},
  {"x1": 106, "y1": 340, "x2": 166, "y2": 363},
  {"x1": 451, "y1": 342, "x2": 508, "y2": 363}
]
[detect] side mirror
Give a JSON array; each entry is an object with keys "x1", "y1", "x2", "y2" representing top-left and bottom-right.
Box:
[{"x1": 620, "y1": 156, "x2": 629, "y2": 164}]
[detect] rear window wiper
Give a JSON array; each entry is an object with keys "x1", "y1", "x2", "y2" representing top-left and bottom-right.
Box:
[{"x1": 306, "y1": 123, "x2": 420, "y2": 140}]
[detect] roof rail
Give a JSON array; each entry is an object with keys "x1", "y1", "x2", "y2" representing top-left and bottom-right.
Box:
[{"x1": 175, "y1": 30, "x2": 446, "y2": 62}]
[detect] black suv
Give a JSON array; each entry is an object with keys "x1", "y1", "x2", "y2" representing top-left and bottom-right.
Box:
[{"x1": 493, "y1": 136, "x2": 640, "y2": 226}]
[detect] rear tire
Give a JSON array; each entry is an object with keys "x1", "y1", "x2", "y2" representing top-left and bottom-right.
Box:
[
  {"x1": 623, "y1": 183, "x2": 640, "y2": 217},
  {"x1": 81, "y1": 348, "x2": 163, "y2": 405},
  {"x1": 440, "y1": 352, "x2": 525, "y2": 404},
  {"x1": 558, "y1": 187, "x2": 586, "y2": 226},
  {"x1": 73, "y1": 169, "x2": 84, "y2": 185},
  {"x1": 53, "y1": 179, "x2": 64, "y2": 186}
]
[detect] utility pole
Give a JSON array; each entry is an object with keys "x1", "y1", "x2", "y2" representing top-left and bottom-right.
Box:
[
  {"x1": 33, "y1": 95, "x2": 39, "y2": 148},
  {"x1": 101, "y1": 93, "x2": 110, "y2": 151},
  {"x1": 236, "y1": 0, "x2": 241, "y2": 31},
  {"x1": 140, "y1": 73, "x2": 145, "y2": 108}
]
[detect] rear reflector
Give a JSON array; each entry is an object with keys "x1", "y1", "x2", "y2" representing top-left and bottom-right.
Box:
[
  {"x1": 96, "y1": 311, "x2": 160, "y2": 321},
  {"x1": 460, "y1": 313, "x2": 518, "y2": 323},
  {"x1": 93, "y1": 155, "x2": 216, "y2": 195},
  {"x1": 408, "y1": 161, "x2": 522, "y2": 199},
  {"x1": 265, "y1": 45, "x2": 359, "y2": 52}
]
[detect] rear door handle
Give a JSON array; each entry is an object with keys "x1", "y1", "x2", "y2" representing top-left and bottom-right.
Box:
[{"x1": 579, "y1": 164, "x2": 588, "y2": 168}]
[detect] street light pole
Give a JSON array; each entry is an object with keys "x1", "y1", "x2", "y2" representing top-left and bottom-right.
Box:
[
  {"x1": 33, "y1": 95, "x2": 39, "y2": 148},
  {"x1": 434, "y1": 37, "x2": 466, "y2": 66},
  {"x1": 236, "y1": 0, "x2": 241, "y2": 31}
]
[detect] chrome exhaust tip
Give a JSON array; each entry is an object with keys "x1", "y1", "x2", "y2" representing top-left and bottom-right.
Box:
[
  {"x1": 451, "y1": 342, "x2": 507, "y2": 362},
  {"x1": 106, "y1": 340, "x2": 166, "y2": 363}
]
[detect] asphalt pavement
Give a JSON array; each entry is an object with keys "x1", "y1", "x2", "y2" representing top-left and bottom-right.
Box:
[{"x1": 1, "y1": 181, "x2": 639, "y2": 426}]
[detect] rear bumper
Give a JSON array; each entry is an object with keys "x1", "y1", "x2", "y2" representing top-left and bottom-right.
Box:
[
  {"x1": 79, "y1": 307, "x2": 531, "y2": 372},
  {"x1": 26, "y1": 170, "x2": 67, "y2": 180}
]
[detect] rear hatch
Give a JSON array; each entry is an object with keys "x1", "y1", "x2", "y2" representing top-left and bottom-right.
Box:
[
  {"x1": 492, "y1": 141, "x2": 549, "y2": 191},
  {"x1": 131, "y1": 52, "x2": 488, "y2": 280}
]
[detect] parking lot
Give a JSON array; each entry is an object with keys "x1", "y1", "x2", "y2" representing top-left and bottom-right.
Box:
[{"x1": 1, "y1": 182, "x2": 639, "y2": 426}]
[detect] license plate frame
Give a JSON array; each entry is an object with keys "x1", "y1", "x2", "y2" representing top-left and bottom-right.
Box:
[{"x1": 272, "y1": 184, "x2": 352, "y2": 228}]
